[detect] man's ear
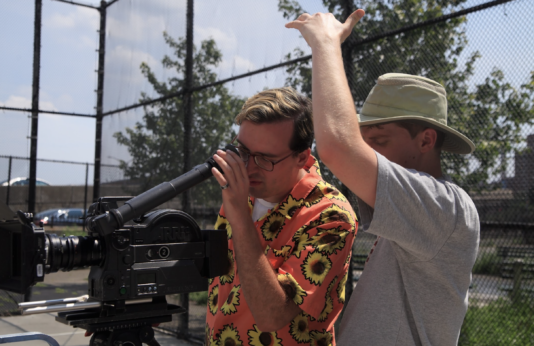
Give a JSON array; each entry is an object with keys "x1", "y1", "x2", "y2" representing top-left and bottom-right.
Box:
[
  {"x1": 296, "y1": 148, "x2": 311, "y2": 167},
  {"x1": 420, "y1": 128, "x2": 438, "y2": 153}
]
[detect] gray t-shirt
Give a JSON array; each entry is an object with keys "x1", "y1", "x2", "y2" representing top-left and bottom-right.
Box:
[{"x1": 338, "y1": 152, "x2": 479, "y2": 346}]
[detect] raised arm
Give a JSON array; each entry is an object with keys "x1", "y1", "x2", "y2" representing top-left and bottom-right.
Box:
[{"x1": 285, "y1": 11, "x2": 378, "y2": 207}]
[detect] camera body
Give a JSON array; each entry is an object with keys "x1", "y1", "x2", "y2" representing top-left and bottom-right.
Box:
[
  {"x1": 85, "y1": 197, "x2": 228, "y2": 302},
  {"x1": 0, "y1": 197, "x2": 228, "y2": 303}
]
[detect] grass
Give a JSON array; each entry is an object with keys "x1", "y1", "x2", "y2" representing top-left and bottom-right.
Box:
[
  {"x1": 472, "y1": 250, "x2": 501, "y2": 276},
  {"x1": 46, "y1": 225, "x2": 85, "y2": 237},
  {"x1": 189, "y1": 291, "x2": 208, "y2": 306},
  {"x1": 459, "y1": 298, "x2": 534, "y2": 345}
]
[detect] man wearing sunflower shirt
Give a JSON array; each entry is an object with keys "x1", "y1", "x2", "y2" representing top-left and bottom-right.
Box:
[{"x1": 207, "y1": 87, "x2": 357, "y2": 346}]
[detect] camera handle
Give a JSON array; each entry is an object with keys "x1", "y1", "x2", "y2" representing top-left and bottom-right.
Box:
[{"x1": 91, "y1": 144, "x2": 239, "y2": 236}]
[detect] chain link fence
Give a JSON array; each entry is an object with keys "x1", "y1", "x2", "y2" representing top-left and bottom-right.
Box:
[{"x1": 1, "y1": 0, "x2": 533, "y2": 344}]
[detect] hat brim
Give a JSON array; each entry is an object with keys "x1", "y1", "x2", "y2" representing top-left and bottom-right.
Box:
[{"x1": 358, "y1": 114, "x2": 475, "y2": 155}]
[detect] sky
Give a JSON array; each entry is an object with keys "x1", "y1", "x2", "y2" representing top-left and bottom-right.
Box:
[{"x1": 0, "y1": 0, "x2": 532, "y2": 185}]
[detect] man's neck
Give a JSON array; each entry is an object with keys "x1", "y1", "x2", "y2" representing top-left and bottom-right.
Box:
[
  {"x1": 416, "y1": 152, "x2": 443, "y2": 179},
  {"x1": 263, "y1": 168, "x2": 307, "y2": 203}
]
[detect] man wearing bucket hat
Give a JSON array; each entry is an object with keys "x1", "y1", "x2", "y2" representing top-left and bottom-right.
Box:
[{"x1": 286, "y1": 9, "x2": 479, "y2": 346}]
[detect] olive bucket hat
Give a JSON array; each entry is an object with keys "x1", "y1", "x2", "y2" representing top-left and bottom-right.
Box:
[{"x1": 358, "y1": 73, "x2": 475, "y2": 154}]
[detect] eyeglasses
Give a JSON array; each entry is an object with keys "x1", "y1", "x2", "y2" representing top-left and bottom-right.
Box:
[{"x1": 231, "y1": 136, "x2": 295, "y2": 172}]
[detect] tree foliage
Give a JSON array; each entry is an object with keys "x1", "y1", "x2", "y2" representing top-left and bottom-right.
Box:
[
  {"x1": 278, "y1": 0, "x2": 534, "y2": 192},
  {"x1": 114, "y1": 33, "x2": 244, "y2": 207}
]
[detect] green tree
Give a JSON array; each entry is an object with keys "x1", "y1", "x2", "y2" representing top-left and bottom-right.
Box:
[
  {"x1": 278, "y1": 0, "x2": 534, "y2": 192},
  {"x1": 114, "y1": 33, "x2": 244, "y2": 207}
]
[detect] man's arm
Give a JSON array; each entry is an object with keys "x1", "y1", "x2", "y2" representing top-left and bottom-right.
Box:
[
  {"x1": 211, "y1": 149, "x2": 301, "y2": 332},
  {"x1": 285, "y1": 11, "x2": 378, "y2": 208}
]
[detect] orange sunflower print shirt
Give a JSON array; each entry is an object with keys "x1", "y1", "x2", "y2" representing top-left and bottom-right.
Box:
[{"x1": 205, "y1": 156, "x2": 357, "y2": 346}]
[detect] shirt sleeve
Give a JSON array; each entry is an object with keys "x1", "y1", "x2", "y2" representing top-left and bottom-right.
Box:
[
  {"x1": 359, "y1": 151, "x2": 465, "y2": 261},
  {"x1": 276, "y1": 202, "x2": 356, "y2": 320}
]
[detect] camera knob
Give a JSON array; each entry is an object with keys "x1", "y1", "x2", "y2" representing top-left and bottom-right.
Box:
[{"x1": 158, "y1": 246, "x2": 170, "y2": 259}]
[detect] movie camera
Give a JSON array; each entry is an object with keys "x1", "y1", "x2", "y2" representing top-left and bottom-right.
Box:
[{"x1": 0, "y1": 145, "x2": 237, "y2": 346}]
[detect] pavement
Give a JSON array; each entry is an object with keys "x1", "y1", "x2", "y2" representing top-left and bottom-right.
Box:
[{"x1": 0, "y1": 269, "x2": 198, "y2": 346}]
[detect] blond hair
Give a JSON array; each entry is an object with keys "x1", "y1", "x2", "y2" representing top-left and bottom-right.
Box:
[{"x1": 235, "y1": 87, "x2": 313, "y2": 152}]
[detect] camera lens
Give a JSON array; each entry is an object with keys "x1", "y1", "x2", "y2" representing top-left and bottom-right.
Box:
[{"x1": 45, "y1": 233, "x2": 104, "y2": 273}]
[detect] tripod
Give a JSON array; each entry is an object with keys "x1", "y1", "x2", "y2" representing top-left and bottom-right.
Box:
[{"x1": 21, "y1": 296, "x2": 185, "y2": 346}]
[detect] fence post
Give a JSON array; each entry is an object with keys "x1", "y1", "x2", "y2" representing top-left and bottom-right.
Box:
[
  {"x1": 28, "y1": 0, "x2": 43, "y2": 214},
  {"x1": 511, "y1": 259, "x2": 524, "y2": 304},
  {"x1": 177, "y1": 0, "x2": 195, "y2": 339},
  {"x1": 341, "y1": 0, "x2": 356, "y2": 305},
  {"x1": 93, "y1": 0, "x2": 107, "y2": 203},
  {"x1": 6, "y1": 156, "x2": 12, "y2": 206},
  {"x1": 83, "y1": 163, "x2": 89, "y2": 230}
]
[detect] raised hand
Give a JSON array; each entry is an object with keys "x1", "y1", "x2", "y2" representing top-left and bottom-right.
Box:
[
  {"x1": 211, "y1": 149, "x2": 251, "y2": 228},
  {"x1": 285, "y1": 9, "x2": 365, "y2": 48}
]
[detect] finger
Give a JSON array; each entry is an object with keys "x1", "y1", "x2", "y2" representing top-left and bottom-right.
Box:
[
  {"x1": 213, "y1": 154, "x2": 236, "y2": 185},
  {"x1": 297, "y1": 13, "x2": 312, "y2": 21},
  {"x1": 218, "y1": 150, "x2": 247, "y2": 184},
  {"x1": 285, "y1": 21, "x2": 302, "y2": 29},
  {"x1": 226, "y1": 150, "x2": 248, "y2": 183},
  {"x1": 211, "y1": 166, "x2": 228, "y2": 188},
  {"x1": 285, "y1": 13, "x2": 311, "y2": 28},
  {"x1": 344, "y1": 9, "x2": 365, "y2": 28}
]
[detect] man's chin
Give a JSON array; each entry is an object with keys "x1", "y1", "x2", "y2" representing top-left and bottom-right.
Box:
[{"x1": 248, "y1": 186, "x2": 266, "y2": 200}]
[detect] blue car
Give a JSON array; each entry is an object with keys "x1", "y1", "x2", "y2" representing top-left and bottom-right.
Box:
[{"x1": 34, "y1": 208, "x2": 86, "y2": 227}]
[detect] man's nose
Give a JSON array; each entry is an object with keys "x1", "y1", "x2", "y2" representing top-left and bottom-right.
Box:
[{"x1": 246, "y1": 157, "x2": 260, "y2": 173}]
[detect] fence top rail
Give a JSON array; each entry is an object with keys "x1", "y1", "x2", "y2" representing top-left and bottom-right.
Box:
[
  {"x1": 480, "y1": 221, "x2": 534, "y2": 230},
  {"x1": 0, "y1": 155, "x2": 119, "y2": 168},
  {"x1": 100, "y1": 0, "x2": 514, "y2": 117}
]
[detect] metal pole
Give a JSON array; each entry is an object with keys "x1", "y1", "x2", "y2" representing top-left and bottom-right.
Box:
[
  {"x1": 6, "y1": 156, "x2": 12, "y2": 205},
  {"x1": 178, "y1": 0, "x2": 194, "y2": 338},
  {"x1": 182, "y1": 0, "x2": 194, "y2": 215},
  {"x1": 341, "y1": 0, "x2": 355, "y2": 304},
  {"x1": 93, "y1": 0, "x2": 107, "y2": 202},
  {"x1": 83, "y1": 163, "x2": 89, "y2": 230},
  {"x1": 29, "y1": 0, "x2": 43, "y2": 214}
]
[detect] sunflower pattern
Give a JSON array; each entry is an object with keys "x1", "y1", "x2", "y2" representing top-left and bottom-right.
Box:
[
  {"x1": 219, "y1": 324, "x2": 243, "y2": 346},
  {"x1": 291, "y1": 232, "x2": 310, "y2": 259},
  {"x1": 310, "y1": 226, "x2": 348, "y2": 255},
  {"x1": 219, "y1": 250, "x2": 235, "y2": 285},
  {"x1": 205, "y1": 325, "x2": 218, "y2": 346},
  {"x1": 206, "y1": 156, "x2": 356, "y2": 346},
  {"x1": 221, "y1": 285, "x2": 240, "y2": 316},
  {"x1": 261, "y1": 212, "x2": 286, "y2": 241},
  {"x1": 318, "y1": 277, "x2": 336, "y2": 322},
  {"x1": 278, "y1": 195, "x2": 305, "y2": 218},
  {"x1": 273, "y1": 245, "x2": 292, "y2": 259},
  {"x1": 289, "y1": 312, "x2": 312, "y2": 343},
  {"x1": 302, "y1": 251, "x2": 333, "y2": 285},
  {"x1": 312, "y1": 159, "x2": 322, "y2": 175},
  {"x1": 215, "y1": 214, "x2": 232, "y2": 239},
  {"x1": 310, "y1": 330, "x2": 333, "y2": 346},
  {"x1": 337, "y1": 271, "x2": 348, "y2": 303},
  {"x1": 304, "y1": 186, "x2": 325, "y2": 207},
  {"x1": 277, "y1": 273, "x2": 307, "y2": 306},
  {"x1": 319, "y1": 204, "x2": 355, "y2": 229},
  {"x1": 208, "y1": 285, "x2": 219, "y2": 316},
  {"x1": 248, "y1": 325, "x2": 283, "y2": 346},
  {"x1": 292, "y1": 220, "x2": 322, "y2": 242},
  {"x1": 317, "y1": 180, "x2": 348, "y2": 203}
]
